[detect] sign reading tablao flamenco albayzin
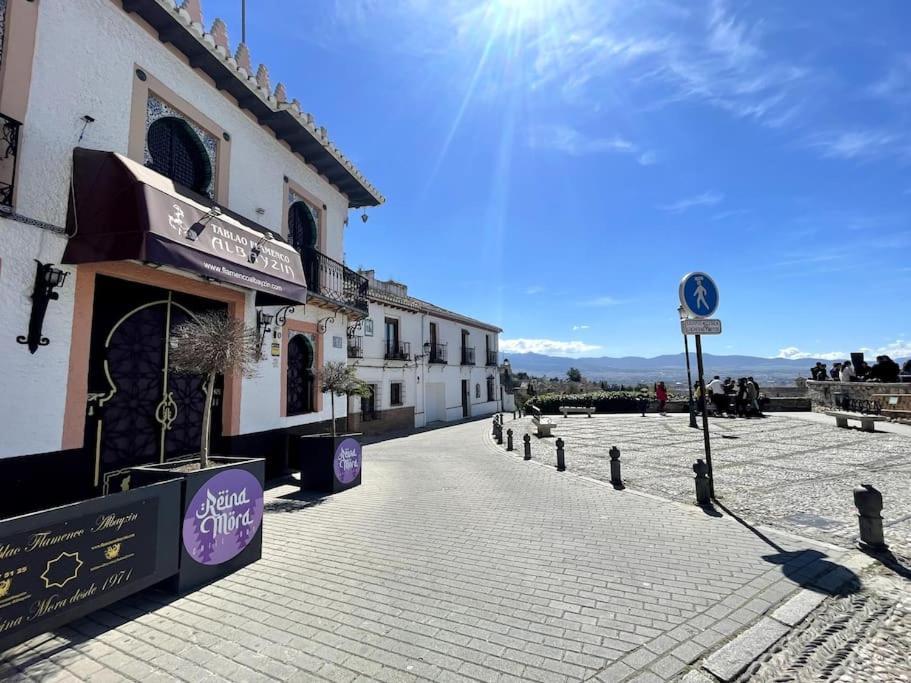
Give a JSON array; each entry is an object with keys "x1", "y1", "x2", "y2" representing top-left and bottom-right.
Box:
[
  {"x1": 143, "y1": 187, "x2": 308, "y2": 304},
  {"x1": 0, "y1": 481, "x2": 180, "y2": 651}
]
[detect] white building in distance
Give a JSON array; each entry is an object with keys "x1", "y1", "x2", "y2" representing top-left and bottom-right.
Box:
[{"x1": 347, "y1": 271, "x2": 502, "y2": 435}]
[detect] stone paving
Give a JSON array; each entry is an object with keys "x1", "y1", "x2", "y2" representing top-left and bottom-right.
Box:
[
  {"x1": 510, "y1": 413, "x2": 911, "y2": 559},
  {"x1": 1, "y1": 419, "x2": 862, "y2": 682}
]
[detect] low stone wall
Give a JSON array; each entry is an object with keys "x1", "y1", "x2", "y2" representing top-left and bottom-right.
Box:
[
  {"x1": 806, "y1": 380, "x2": 910, "y2": 411},
  {"x1": 665, "y1": 398, "x2": 809, "y2": 413}
]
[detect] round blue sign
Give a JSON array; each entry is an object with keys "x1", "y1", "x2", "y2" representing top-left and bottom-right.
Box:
[{"x1": 679, "y1": 272, "x2": 719, "y2": 318}]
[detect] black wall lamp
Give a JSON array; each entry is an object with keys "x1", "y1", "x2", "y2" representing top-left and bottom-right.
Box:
[
  {"x1": 255, "y1": 310, "x2": 274, "y2": 358},
  {"x1": 17, "y1": 261, "x2": 69, "y2": 353}
]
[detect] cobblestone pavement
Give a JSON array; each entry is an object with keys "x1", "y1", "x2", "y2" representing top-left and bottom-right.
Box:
[
  {"x1": 3, "y1": 419, "x2": 860, "y2": 682},
  {"x1": 509, "y1": 413, "x2": 911, "y2": 559}
]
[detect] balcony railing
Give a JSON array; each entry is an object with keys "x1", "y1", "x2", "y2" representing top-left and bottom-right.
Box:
[
  {"x1": 486, "y1": 350, "x2": 498, "y2": 366},
  {"x1": 384, "y1": 340, "x2": 411, "y2": 361},
  {"x1": 301, "y1": 247, "x2": 368, "y2": 315},
  {"x1": 347, "y1": 336, "x2": 363, "y2": 359},
  {"x1": 0, "y1": 113, "x2": 21, "y2": 211},
  {"x1": 428, "y1": 342, "x2": 447, "y2": 364},
  {"x1": 461, "y1": 347, "x2": 476, "y2": 366}
]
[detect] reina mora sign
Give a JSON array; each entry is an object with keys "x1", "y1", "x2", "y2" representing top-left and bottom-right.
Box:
[
  {"x1": 0, "y1": 481, "x2": 181, "y2": 651},
  {"x1": 182, "y1": 469, "x2": 264, "y2": 566},
  {"x1": 333, "y1": 438, "x2": 362, "y2": 486}
]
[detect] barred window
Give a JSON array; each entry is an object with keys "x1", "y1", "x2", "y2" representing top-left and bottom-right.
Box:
[
  {"x1": 146, "y1": 116, "x2": 212, "y2": 195},
  {"x1": 288, "y1": 200, "x2": 318, "y2": 252},
  {"x1": 390, "y1": 382, "x2": 403, "y2": 406}
]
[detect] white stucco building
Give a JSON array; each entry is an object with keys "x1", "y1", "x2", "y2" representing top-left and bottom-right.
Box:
[
  {"x1": 347, "y1": 272, "x2": 502, "y2": 435},
  {"x1": 0, "y1": 0, "x2": 503, "y2": 514}
]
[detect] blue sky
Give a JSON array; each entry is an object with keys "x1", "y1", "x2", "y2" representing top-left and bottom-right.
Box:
[{"x1": 206, "y1": 0, "x2": 909, "y2": 359}]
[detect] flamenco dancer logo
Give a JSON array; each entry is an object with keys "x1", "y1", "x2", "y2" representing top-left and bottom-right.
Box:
[{"x1": 182, "y1": 469, "x2": 264, "y2": 565}]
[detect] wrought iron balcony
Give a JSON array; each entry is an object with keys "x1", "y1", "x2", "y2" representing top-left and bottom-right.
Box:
[
  {"x1": 428, "y1": 342, "x2": 447, "y2": 364},
  {"x1": 384, "y1": 340, "x2": 411, "y2": 361},
  {"x1": 0, "y1": 113, "x2": 21, "y2": 211},
  {"x1": 347, "y1": 335, "x2": 364, "y2": 359},
  {"x1": 301, "y1": 247, "x2": 368, "y2": 316},
  {"x1": 461, "y1": 346, "x2": 476, "y2": 366},
  {"x1": 486, "y1": 350, "x2": 498, "y2": 366}
]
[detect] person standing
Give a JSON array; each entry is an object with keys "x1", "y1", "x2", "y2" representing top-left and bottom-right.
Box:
[
  {"x1": 840, "y1": 361, "x2": 855, "y2": 382},
  {"x1": 655, "y1": 382, "x2": 668, "y2": 416},
  {"x1": 747, "y1": 377, "x2": 762, "y2": 416},
  {"x1": 707, "y1": 375, "x2": 725, "y2": 416}
]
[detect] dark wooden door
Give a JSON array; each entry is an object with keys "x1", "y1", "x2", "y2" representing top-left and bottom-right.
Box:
[{"x1": 461, "y1": 380, "x2": 470, "y2": 418}]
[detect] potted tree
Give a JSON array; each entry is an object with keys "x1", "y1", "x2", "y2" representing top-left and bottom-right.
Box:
[
  {"x1": 130, "y1": 311, "x2": 266, "y2": 592},
  {"x1": 295, "y1": 361, "x2": 370, "y2": 493}
]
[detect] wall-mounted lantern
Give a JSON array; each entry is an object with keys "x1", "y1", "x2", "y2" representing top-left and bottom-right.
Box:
[
  {"x1": 255, "y1": 310, "x2": 274, "y2": 358},
  {"x1": 16, "y1": 261, "x2": 69, "y2": 353}
]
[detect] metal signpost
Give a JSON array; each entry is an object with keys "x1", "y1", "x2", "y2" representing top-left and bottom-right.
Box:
[
  {"x1": 677, "y1": 306, "x2": 698, "y2": 429},
  {"x1": 679, "y1": 272, "x2": 720, "y2": 499}
]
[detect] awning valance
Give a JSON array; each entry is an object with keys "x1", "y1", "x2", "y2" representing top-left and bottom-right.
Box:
[{"x1": 63, "y1": 148, "x2": 307, "y2": 305}]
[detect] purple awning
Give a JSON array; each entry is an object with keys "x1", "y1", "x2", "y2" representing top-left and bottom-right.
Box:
[{"x1": 63, "y1": 148, "x2": 307, "y2": 305}]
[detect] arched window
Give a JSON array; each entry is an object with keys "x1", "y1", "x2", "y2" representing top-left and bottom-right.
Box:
[
  {"x1": 146, "y1": 116, "x2": 213, "y2": 195},
  {"x1": 287, "y1": 334, "x2": 315, "y2": 415},
  {"x1": 288, "y1": 200, "x2": 318, "y2": 252}
]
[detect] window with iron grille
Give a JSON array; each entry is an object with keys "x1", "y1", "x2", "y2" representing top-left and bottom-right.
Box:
[
  {"x1": 146, "y1": 116, "x2": 212, "y2": 196},
  {"x1": 287, "y1": 334, "x2": 316, "y2": 415},
  {"x1": 288, "y1": 200, "x2": 318, "y2": 252}
]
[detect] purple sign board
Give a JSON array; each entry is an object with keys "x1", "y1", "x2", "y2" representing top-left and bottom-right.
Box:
[
  {"x1": 333, "y1": 438, "x2": 362, "y2": 485},
  {"x1": 182, "y1": 469, "x2": 264, "y2": 566}
]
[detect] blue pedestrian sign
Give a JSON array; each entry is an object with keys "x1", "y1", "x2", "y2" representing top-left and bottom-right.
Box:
[{"x1": 679, "y1": 272, "x2": 719, "y2": 319}]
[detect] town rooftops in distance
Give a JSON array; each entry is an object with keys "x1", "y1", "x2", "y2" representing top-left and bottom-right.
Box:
[
  {"x1": 360, "y1": 270, "x2": 502, "y2": 333},
  {"x1": 123, "y1": 0, "x2": 384, "y2": 208}
]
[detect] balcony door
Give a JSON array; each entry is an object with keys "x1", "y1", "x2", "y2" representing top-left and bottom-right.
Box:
[
  {"x1": 385, "y1": 318, "x2": 399, "y2": 358},
  {"x1": 289, "y1": 200, "x2": 319, "y2": 288}
]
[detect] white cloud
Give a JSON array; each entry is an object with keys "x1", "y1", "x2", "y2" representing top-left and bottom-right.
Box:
[
  {"x1": 811, "y1": 130, "x2": 903, "y2": 161},
  {"x1": 525, "y1": 285, "x2": 545, "y2": 295},
  {"x1": 776, "y1": 339, "x2": 911, "y2": 361},
  {"x1": 659, "y1": 191, "x2": 724, "y2": 213},
  {"x1": 527, "y1": 124, "x2": 656, "y2": 165},
  {"x1": 869, "y1": 54, "x2": 911, "y2": 104},
  {"x1": 572, "y1": 324, "x2": 590, "y2": 331},
  {"x1": 500, "y1": 338, "x2": 601, "y2": 357}
]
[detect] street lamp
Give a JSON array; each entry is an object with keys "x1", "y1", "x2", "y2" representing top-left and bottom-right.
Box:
[{"x1": 678, "y1": 305, "x2": 698, "y2": 428}]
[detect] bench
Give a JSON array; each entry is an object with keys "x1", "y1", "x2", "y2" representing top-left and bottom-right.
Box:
[
  {"x1": 530, "y1": 405, "x2": 556, "y2": 437},
  {"x1": 873, "y1": 394, "x2": 911, "y2": 423},
  {"x1": 824, "y1": 411, "x2": 886, "y2": 433},
  {"x1": 559, "y1": 406, "x2": 595, "y2": 418}
]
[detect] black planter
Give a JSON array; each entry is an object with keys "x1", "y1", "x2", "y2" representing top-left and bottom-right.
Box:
[
  {"x1": 293, "y1": 434, "x2": 362, "y2": 493},
  {"x1": 130, "y1": 456, "x2": 265, "y2": 593}
]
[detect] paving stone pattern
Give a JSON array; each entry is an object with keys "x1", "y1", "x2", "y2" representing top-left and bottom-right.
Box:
[
  {"x1": 511, "y1": 414, "x2": 911, "y2": 558},
  {"x1": 2, "y1": 420, "x2": 853, "y2": 682}
]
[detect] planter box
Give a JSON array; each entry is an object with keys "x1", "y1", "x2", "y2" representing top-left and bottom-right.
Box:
[
  {"x1": 130, "y1": 456, "x2": 265, "y2": 593},
  {"x1": 293, "y1": 434, "x2": 362, "y2": 493},
  {"x1": 0, "y1": 479, "x2": 182, "y2": 652}
]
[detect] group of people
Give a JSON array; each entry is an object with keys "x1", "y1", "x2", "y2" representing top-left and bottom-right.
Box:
[
  {"x1": 810, "y1": 355, "x2": 907, "y2": 384},
  {"x1": 695, "y1": 375, "x2": 763, "y2": 418}
]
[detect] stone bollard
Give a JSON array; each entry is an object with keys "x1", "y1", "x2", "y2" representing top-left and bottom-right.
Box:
[
  {"x1": 523, "y1": 434, "x2": 531, "y2": 460},
  {"x1": 556, "y1": 438, "x2": 566, "y2": 472},
  {"x1": 609, "y1": 446, "x2": 622, "y2": 487},
  {"x1": 506, "y1": 429, "x2": 514, "y2": 451},
  {"x1": 693, "y1": 459, "x2": 711, "y2": 506},
  {"x1": 853, "y1": 484, "x2": 888, "y2": 552}
]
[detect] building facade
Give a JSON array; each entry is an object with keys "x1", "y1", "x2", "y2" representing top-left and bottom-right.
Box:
[
  {"x1": 347, "y1": 272, "x2": 502, "y2": 435},
  {"x1": 0, "y1": 0, "x2": 385, "y2": 512}
]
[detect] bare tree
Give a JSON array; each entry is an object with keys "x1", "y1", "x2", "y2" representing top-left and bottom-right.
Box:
[
  {"x1": 318, "y1": 361, "x2": 371, "y2": 438},
  {"x1": 169, "y1": 311, "x2": 258, "y2": 469}
]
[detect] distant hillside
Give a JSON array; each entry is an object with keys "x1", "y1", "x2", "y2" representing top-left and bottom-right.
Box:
[{"x1": 497, "y1": 352, "x2": 899, "y2": 386}]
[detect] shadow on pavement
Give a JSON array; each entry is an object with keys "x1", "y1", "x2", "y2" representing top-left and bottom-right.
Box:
[
  {"x1": 359, "y1": 414, "x2": 498, "y2": 446},
  {"x1": 712, "y1": 500, "x2": 861, "y2": 596}
]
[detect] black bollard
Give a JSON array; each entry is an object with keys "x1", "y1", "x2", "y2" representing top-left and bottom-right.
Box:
[
  {"x1": 693, "y1": 459, "x2": 711, "y2": 506},
  {"x1": 512, "y1": 411, "x2": 517, "y2": 420},
  {"x1": 495, "y1": 422, "x2": 503, "y2": 444},
  {"x1": 523, "y1": 434, "x2": 531, "y2": 460},
  {"x1": 556, "y1": 438, "x2": 566, "y2": 471},
  {"x1": 609, "y1": 446, "x2": 622, "y2": 487},
  {"x1": 491, "y1": 416, "x2": 498, "y2": 436},
  {"x1": 854, "y1": 485, "x2": 888, "y2": 553},
  {"x1": 506, "y1": 429, "x2": 514, "y2": 451}
]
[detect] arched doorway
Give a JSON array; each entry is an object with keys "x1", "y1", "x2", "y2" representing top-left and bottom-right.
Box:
[{"x1": 287, "y1": 333, "x2": 315, "y2": 415}]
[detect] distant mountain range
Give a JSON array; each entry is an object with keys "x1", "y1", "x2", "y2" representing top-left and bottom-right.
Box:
[{"x1": 497, "y1": 352, "x2": 906, "y2": 386}]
